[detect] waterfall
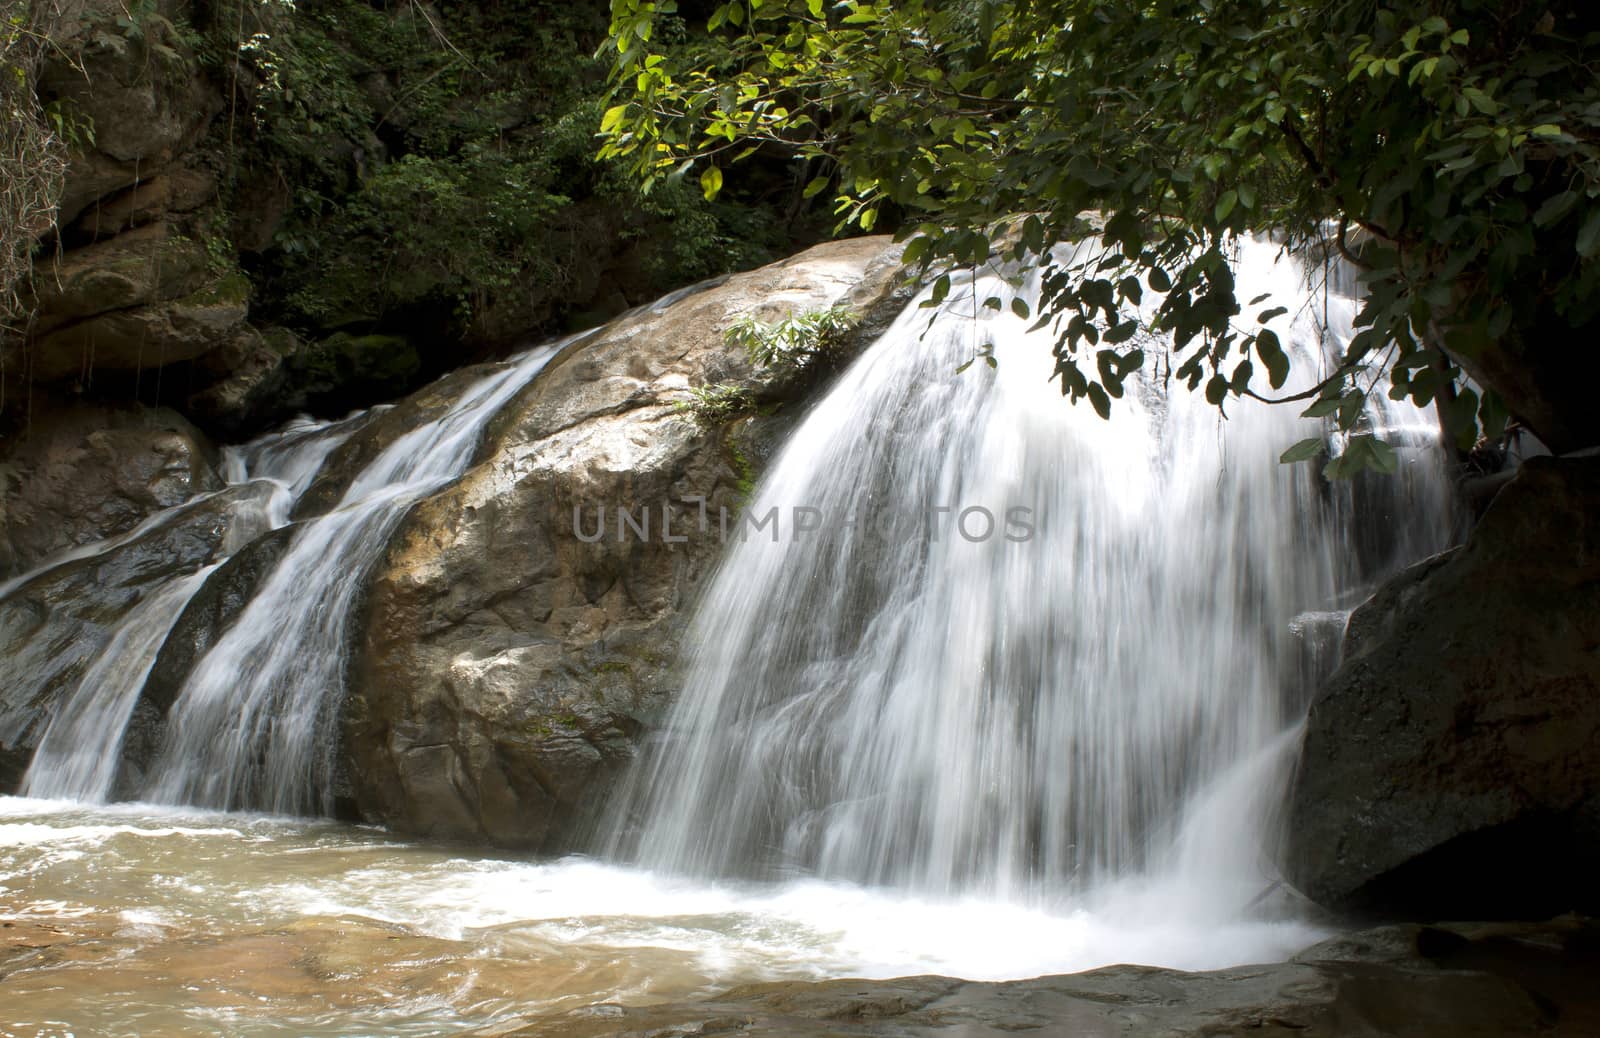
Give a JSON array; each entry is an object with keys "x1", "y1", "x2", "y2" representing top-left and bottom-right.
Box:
[
  {"x1": 19, "y1": 567, "x2": 216, "y2": 800},
  {"x1": 15, "y1": 416, "x2": 360, "y2": 802},
  {"x1": 602, "y1": 238, "x2": 1454, "y2": 903},
  {"x1": 142, "y1": 343, "x2": 565, "y2": 814}
]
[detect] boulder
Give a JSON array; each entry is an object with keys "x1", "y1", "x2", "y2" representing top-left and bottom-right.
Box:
[
  {"x1": 28, "y1": 269, "x2": 250, "y2": 383},
  {"x1": 28, "y1": 221, "x2": 208, "y2": 331},
  {"x1": 67, "y1": 169, "x2": 217, "y2": 240},
  {"x1": 1286, "y1": 456, "x2": 1600, "y2": 918},
  {"x1": 0, "y1": 401, "x2": 221, "y2": 579},
  {"x1": 37, "y1": 5, "x2": 220, "y2": 225},
  {"x1": 347, "y1": 237, "x2": 909, "y2": 848}
]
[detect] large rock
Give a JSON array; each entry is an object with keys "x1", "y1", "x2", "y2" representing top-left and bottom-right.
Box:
[
  {"x1": 504, "y1": 918, "x2": 1600, "y2": 1038},
  {"x1": 1286, "y1": 456, "x2": 1600, "y2": 918},
  {"x1": 347, "y1": 238, "x2": 909, "y2": 848},
  {"x1": 37, "y1": 4, "x2": 220, "y2": 225},
  {"x1": 0, "y1": 401, "x2": 221, "y2": 579}
]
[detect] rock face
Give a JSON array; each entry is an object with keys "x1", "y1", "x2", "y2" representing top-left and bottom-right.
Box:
[
  {"x1": 26, "y1": 223, "x2": 250, "y2": 382},
  {"x1": 36, "y1": 3, "x2": 221, "y2": 227},
  {"x1": 1286, "y1": 456, "x2": 1600, "y2": 918},
  {"x1": 0, "y1": 401, "x2": 221, "y2": 579},
  {"x1": 347, "y1": 238, "x2": 908, "y2": 848},
  {"x1": 504, "y1": 918, "x2": 1600, "y2": 1038}
]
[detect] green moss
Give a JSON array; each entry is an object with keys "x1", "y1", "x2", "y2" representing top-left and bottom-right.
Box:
[
  {"x1": 178, "y1": 271, "x2": 251, "y2": 309},
  {"x1": 293, "y1": 332, "x2": 419, "y2": 388},
  {"x1": 725, "y1": 429, "x2": 757, "y2": 502},
  {"x1": 591, "y1": 661, "x2": 633, "y2": 676}
]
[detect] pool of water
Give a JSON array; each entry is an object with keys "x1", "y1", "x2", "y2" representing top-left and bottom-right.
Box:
[{"x1": 0, "y1": 797, "x2": 1325, "y2": 1036}]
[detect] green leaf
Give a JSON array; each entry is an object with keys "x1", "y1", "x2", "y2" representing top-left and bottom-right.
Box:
[
  {"x1": 1301, "y1": 396, "x2": 1342, "y2": 418},
  {"x1": 1256, "y1": 329, "x2": 1290, "y2": 389},
  {"x1": 1279, "y1": 437, "x2": 1325, "y2": 464},
  {"x1": 1011, "y1": 297, "x2": 1031, "y2": 319},
  {"x1": 700, "y1": 165, "x2": 723, "y2": 200},
  {"x1": 802, "y1": 176, "x2": 829, "y2": 198},
  {"x1": 1534, "y1": 190, "x2": 1578, "y2": 227},
  {"x1": 1104, "y1": 320, "x2": 1138, "y2": 344},
  {"x1": 1578, "y1": 210, "x2": 1600, "y2": 258},
  {"x1": 1369, "y1": 437, "x2": 1399, "y2": 474},
  {"x1": 1087, "y1": 383, "x2": 1111, "y2": 419}
]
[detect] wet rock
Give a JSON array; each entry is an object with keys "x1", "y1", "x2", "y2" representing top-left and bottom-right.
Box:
[
  {"x1": 0, "y1": 481, "x2": 276, "y2": 790},
  {"x1": 1286, "y1": 456, "x2": 1600, "y2": 918},
  {"x1": 347, "y1": 238, "x2": 910, "y2": 848},
  {"x1": 499, "y1": 918, "x2": 1600, "y2": 1038},
  {"x1": 0, "y1": 401, "x2": 221, "y2": 579}
]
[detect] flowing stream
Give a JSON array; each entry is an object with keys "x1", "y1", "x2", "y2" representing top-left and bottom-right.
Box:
[{"x1": 0, "y1": 242, "x2": 1456, "y2": 1034}]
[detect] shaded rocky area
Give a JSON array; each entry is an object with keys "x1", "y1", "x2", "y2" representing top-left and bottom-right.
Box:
[
  {"x1": 346, "y1": 237, "x2": 909, "y2": 849},
  {"x1": 499, "y1": 918, "x2": 1600, "y2": 1038},
  {"x1": 1286, "y1": 456, "x2": 1600, "y2": 919}
]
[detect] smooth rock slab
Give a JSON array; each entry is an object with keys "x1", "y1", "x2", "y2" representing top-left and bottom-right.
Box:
[{"x1": 493, "y1": 919, "x2": 1600, "y2": 1037}]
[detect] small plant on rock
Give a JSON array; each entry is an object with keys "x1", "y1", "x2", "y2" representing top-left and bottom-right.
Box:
[
  {"x1": 725, "y1": 305, "x2": 858, "y2": 370},
  {"x1": 674, "y1": 381, "x2": 754, "y2": 425}
]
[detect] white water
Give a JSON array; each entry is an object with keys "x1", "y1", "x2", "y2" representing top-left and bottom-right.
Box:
[
  {"x1": 144, "y1": 343, "x2": 568, "y2": 814},
  {"x1": 19, "y1": 568, "x2": 217, "y2": 800},
  {"x1": 604, "y1": 240, "x2": 1454, "y2": 914}
]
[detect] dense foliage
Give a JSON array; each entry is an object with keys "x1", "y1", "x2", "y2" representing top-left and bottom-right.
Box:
[
  {"x1": 600, "y1": 0, "x2": 1600, "y2": 468},
  {"x1": 0, "y1": 0, "x2": 68, "y2": 338},
  {"x1": 190, "y1": 0, "x2": 817, "y2": 347}
]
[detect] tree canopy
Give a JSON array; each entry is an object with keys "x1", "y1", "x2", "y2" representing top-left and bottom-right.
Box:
[{"x1": 599, "y1": 0, "x2": 1600, "y2": 470}]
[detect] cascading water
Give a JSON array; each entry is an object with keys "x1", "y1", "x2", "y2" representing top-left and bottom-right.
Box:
[
  {"x1": 16, "y1": 415, "x2": 362, "y2": 802},
  {"x1": 143, "y1": 342, "x2": 567, "y2": 814},
  {"x1": 603, "y1": 238, "x2": 1455, "y2": 909}
]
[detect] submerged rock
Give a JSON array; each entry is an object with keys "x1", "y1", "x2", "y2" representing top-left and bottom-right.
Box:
[
  {"x1": 347, "y1": 238, "x2": 909, "y2": 848},
  {"x1": 500, "y1": 918, "x2": 1600, "y2": 1038},
  {"x1": 1286, "y1": 456, "x2": 1600, "y2": 918}
]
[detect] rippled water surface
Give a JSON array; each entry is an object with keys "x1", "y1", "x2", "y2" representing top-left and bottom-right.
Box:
[{"x1": 0, "y1": 797, "x2": 1325, "y2": 1036}]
